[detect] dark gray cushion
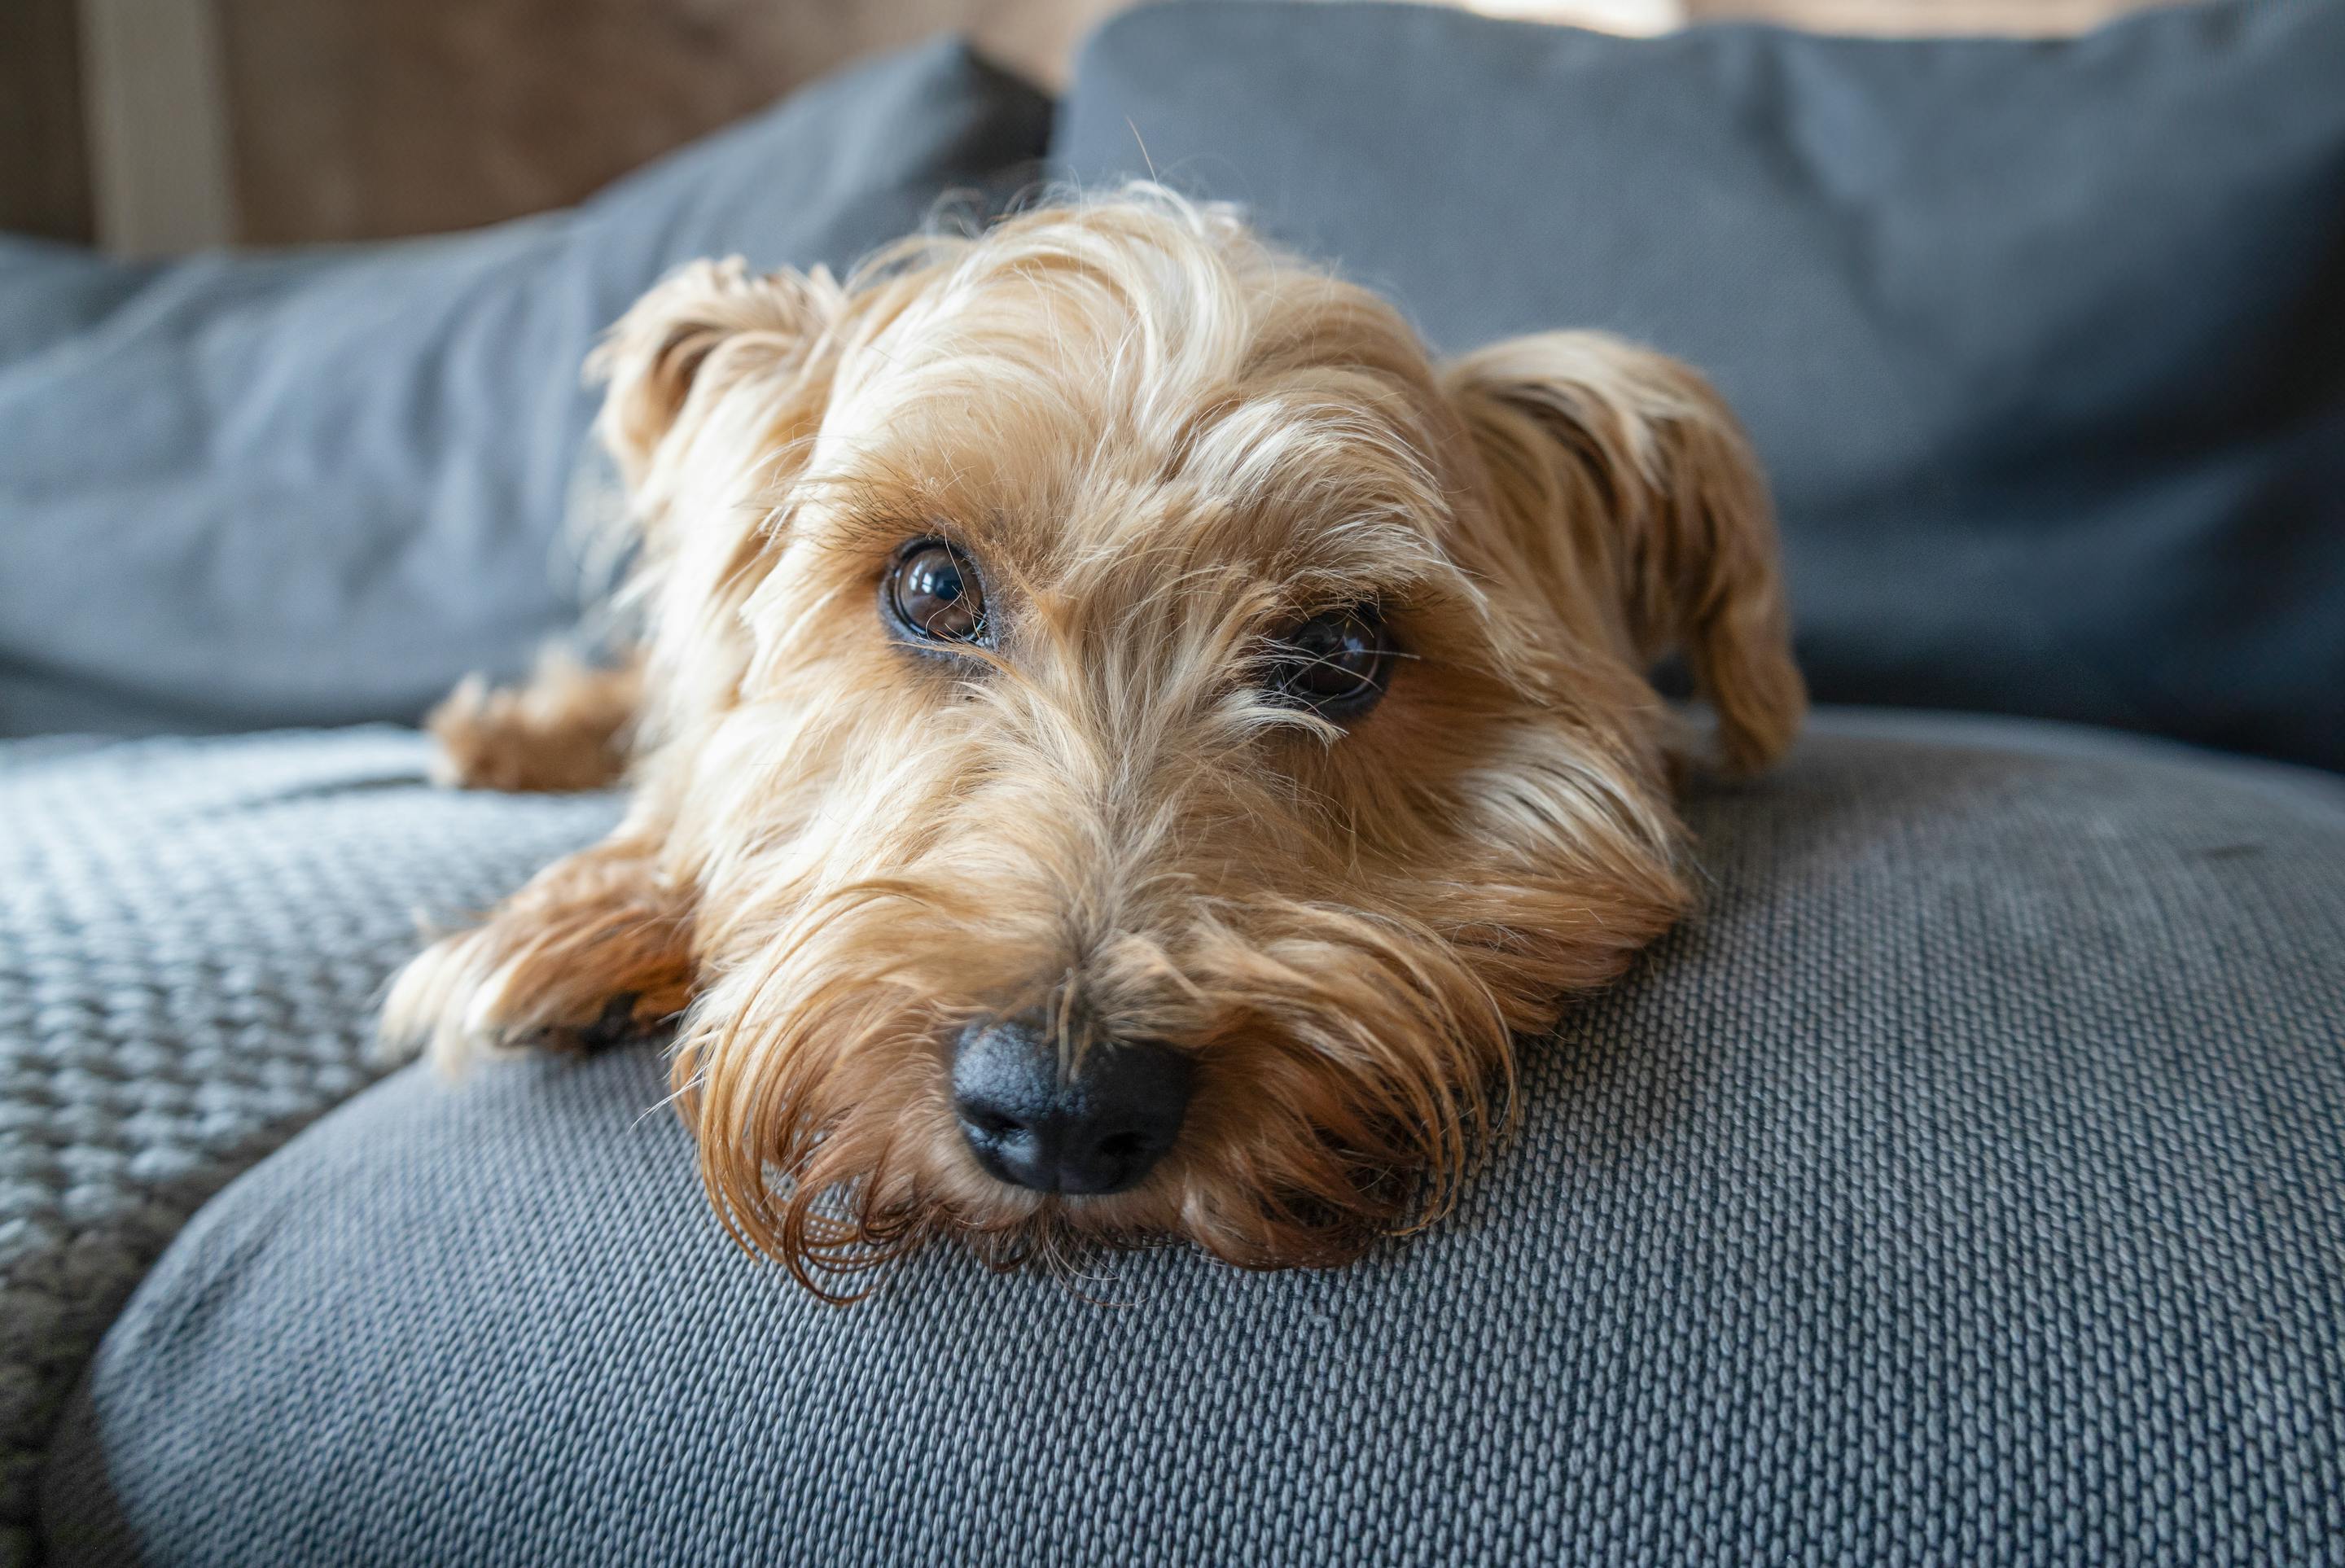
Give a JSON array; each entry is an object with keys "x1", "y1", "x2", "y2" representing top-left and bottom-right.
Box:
[
  {"x1": 0, "y1": 40, "x2": 1048, "y2": 740},
  {"x1": 42, "y1": 714, "x2": 2345, "y2": 1566},
  {"x1": 0, "y1": 729, "x2": 619, "y2": 1565},
  {"x1": 1057, "y1": 0, "x2": 2345, "y2": 772}
]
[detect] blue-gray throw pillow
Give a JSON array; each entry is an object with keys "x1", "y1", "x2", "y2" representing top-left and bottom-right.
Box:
[
  {"x1": 1057, "y1": 0, "x2": 2345, "y2": 771},
  {"x1": 0, "y1": 40, "x2": 1049, "y2": 738}
]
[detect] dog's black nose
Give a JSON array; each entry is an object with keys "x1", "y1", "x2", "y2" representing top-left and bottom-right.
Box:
[{"x1": 951, "y1": 1019, "x2": 1194, "y2": 1195}]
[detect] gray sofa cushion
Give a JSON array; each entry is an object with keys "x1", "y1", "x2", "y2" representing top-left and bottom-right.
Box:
[
  {"x1": 1056, "y1": 0, "x2": 2345, "y2": 773},
  {"x1": 0, "y1": 40, "x2": 1049, "y2": 740},
  {"x1": 40, "y1": 714, "x2": 2345, "y2": 1566},
  {"x1": 0, "y1": 730, "x2": 619, "y2": 1565}
]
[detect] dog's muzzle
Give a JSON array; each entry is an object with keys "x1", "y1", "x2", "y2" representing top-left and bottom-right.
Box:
[{"x1": 951, "y1": 1018, "x2": 1194, "y2": 1195}]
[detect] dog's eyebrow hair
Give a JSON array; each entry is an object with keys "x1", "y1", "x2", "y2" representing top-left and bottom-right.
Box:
[
  {"x1": 787, "y1": 463, "x2": 989, "y2": 558},
  {"x1": 806, "y1": 503, "x2": 949, "y2": 561}
]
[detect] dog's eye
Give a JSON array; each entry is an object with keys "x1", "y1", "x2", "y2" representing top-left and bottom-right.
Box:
[
  {"x1": 885, "y1": 540, "x2": 988, "y2": 645},
  {"x1": 1264, "y1": 606, "x2": 1393, "y2": 720}
]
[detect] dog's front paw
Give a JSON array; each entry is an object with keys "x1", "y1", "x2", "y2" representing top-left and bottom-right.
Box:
[{"x1": 379, "y1": 841, "x2": 693, "y2": 1068}]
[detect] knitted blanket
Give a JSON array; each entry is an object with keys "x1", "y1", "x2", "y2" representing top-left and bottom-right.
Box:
[{"x1": 0, "y1": 730, "x2": 614, "y2": 1566}]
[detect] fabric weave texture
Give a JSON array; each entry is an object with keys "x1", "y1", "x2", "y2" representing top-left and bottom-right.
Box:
[{"x1": 0, "y1": 732, "x2": 618, "y2": 1567}]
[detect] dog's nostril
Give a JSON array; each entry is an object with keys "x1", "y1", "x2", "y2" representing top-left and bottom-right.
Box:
[
  {"x1": 1094, "y1": 1131, "x2": 1146, "y2": 1163},
  {"x1": 963, "y1": 1106, "x2": 1021, "y2": 1138},
  {"x1": 951, "y1": 1018, "x2": 1195, "y2": 1197}
]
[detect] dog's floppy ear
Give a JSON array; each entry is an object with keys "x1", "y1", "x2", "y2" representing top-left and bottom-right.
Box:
[
  {"x1": 1444, "y1": 331, "x2": 1805, "y2": 774},
  {"x1": 591, "y1": 257, "x2": 848, "y2": 489}
]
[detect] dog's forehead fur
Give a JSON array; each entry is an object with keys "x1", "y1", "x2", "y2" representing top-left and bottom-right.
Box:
[{"x1": 794, "y1": 202, "x2": 1473, "y2": 614}]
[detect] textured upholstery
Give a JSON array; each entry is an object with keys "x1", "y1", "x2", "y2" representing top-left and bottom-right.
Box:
[
  {"x1": 1057, "y1": 0, "x2": 2345, "y2": 771},
  {"x1": 36, "y1": 715, "x2": 2345, "y2": 1566},
  {"x1": 0, "y1": 731, "x2": 617, "y2": 1565}
]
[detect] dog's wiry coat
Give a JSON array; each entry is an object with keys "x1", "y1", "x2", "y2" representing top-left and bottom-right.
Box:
[{"x1": 384, "y1": 189, "x2": 1804, "y2": 1296}]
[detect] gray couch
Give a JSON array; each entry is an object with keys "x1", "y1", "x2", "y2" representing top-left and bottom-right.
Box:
[{"x1": 7, "y1": 4, "x2": 2344, "y2": 1564}]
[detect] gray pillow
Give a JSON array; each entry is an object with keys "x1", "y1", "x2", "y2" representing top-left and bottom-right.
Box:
[
  {"x1": 0, "y1": 40, "x2": 1049, "y2": 738},
  {"x1": 1056, "y1": 0, "x2": 2345, "y2": 772},
  {"x1": 42, "y1": 713, "x2": 2345, "y2": 1566}
]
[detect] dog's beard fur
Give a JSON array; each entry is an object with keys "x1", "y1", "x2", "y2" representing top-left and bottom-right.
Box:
[{"x1": 384, "y1": 187, "x2": 1804, "y2": 1298}]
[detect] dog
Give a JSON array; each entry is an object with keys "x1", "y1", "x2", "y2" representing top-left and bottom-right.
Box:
[{"x1": 383, "y1": 186, "x2": 1804, "y2": 1296}]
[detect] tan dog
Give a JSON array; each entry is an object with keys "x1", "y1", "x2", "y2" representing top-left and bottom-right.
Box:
[{"x1": 384, "y1": 188, "x2": 1804, "y2": 1296}]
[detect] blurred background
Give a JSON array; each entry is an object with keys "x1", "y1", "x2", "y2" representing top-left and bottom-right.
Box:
[{"x1": 6, "y1": 0, "x2": 2191, "y2": 256}]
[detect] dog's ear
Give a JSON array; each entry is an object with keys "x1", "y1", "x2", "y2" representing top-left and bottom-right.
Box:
[
  {"x1": 590, "y1": 257, "x2": 848, "y2": 489},
  {"x1": 1443, "y1": 331, "x2": 1806, "y2": 774}
]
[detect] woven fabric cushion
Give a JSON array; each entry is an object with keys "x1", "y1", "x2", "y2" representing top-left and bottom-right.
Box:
[
  {"x1": 0, "y1": 40, "x2": 1048, "y2": 739},
  {"x1": 0, "y1": 732, "x2": 618, "y2": 1566},
  {"x1": 1056, "y1": 0, "x2": 2345, "y2": 771},
  {"x1": 39, "y1": 714, "x2": 2345, "y2": 1566}
]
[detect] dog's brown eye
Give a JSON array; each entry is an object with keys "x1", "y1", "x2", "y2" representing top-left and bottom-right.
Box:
[
  {"x1": 1265, "y1": 606, "x2": 1393, "y2": 720},
  {"x1": 886, "y1": 540, "x2": 988, "y2": 645}
]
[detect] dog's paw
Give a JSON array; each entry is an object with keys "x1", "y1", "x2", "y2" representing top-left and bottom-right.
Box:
[{"x1": 378, "y1": 843, "x2": 693, "y2": 1069}]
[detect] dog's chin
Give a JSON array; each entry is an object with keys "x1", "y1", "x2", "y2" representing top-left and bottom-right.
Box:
[
  {"x1": 687, "y1": 1130, "x2": 1421, "y2": 1302},
  {"x1": 682, "y1": 1105, "x2": 1194, "y2": 1300}
]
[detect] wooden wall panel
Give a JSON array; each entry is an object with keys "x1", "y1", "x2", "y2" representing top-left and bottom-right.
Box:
[
  {"x1": 213, "y1": 0, "x2": 1116, "y2": 246},
  {"x1": 0, "y1": 0, "x2": 94, "y2": 243}
]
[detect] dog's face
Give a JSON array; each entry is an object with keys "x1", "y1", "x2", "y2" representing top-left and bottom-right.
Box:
[{"x1": 400, "y1": 193, "x2": 1802, "y2": 1293}]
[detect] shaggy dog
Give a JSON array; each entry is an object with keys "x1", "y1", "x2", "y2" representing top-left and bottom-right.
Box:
[{"x1": 384, "y1": 188, "x2": 1804, "y2": 1296}]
